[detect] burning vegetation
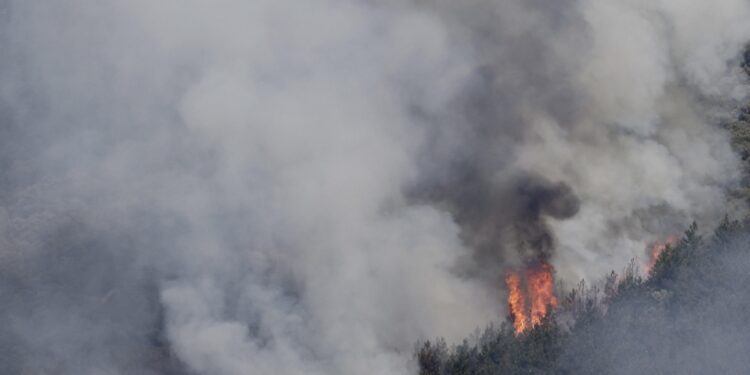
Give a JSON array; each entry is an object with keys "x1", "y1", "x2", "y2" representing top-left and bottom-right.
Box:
[
  {"x1": 505, "y1": 261, "x2": 558, "y2": 335},
  {"x1": 504, "y1": 271, "x2": 528, "y2": 335},
  {"x1": 646, "y1": 235, "x2": 678, "y2": 275},
  {"x1": 504, "y1": 233, "x2": 684, "y2": 337},
  {"x1": 417, "y1": 217, "x2": 750, "y2": 375}
]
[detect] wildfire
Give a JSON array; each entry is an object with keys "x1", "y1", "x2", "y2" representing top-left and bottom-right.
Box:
[
  {"x1": 505, "y1": 271, "x2": 528, "y2": 335},
  {"x1": 504, "y1": 260, "x2": 558, "y2": 335},
  {"x1": 646, "y1": 235, "x2": 678, "y2": 274},
  {"x1": 526, "y1": 262, "x2": 558, "y2": 326}
]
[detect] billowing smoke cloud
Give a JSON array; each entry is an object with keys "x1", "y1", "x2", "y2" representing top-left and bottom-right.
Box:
[
  {"x1": 410, "y1": 0, "x2": 750, "y2": 283},
  {"x1": 0, "y1": 0, "x2": 749, "y2": 374}
]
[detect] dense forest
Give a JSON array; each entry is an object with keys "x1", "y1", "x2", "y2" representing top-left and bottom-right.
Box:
[
  {"x1": 416, "y1": 217, "x2": 750, "y2": 374},
  {"x1": 416, "y1": 51, "x2": 750, "y2": 375}
]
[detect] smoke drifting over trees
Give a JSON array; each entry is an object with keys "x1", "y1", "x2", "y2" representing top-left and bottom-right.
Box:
[
  {"x1": 417, "y1": 218, "x2": 750, "y2": 374},
  {"x1": 1, "y1": 0, "x2": 750, "y2": 374}
]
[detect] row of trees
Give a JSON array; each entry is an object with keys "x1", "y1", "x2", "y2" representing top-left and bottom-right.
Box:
[
  {"x1": 416, "y1": 217, "x2": 750, "y2": 374},
  {"x1": 418, "y1": 49, "x2": 750, "y2": 374}
]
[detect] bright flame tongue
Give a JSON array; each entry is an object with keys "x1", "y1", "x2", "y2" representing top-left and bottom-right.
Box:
[
  {"x1": 505, "y1": 271, "x2": 528, "y2": 335},
  {"x1": 526, "y1": 262, "x2": 558, "y2": 326},
  {"x1": 505, "y1": 260, "x2": 558, "y2": 335}
]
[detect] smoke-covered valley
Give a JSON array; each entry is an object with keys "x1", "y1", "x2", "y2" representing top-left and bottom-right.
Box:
[{"x1": 1, "y1": 1, "x2": 750, "y2": 374}]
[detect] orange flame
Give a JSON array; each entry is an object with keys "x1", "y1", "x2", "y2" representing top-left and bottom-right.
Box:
[
  {"x1": 505, "y1": 271, "x2": 528, "y2": 335},
  {"x1": 646, "y1": 235, "x2": 678, "y2": 274},
  {"x1": 504, "y1": 260, "x2": 557, "y2": 335},
  {"x1": 526, "y1": 262, "x2": 558, "y2": 326}
]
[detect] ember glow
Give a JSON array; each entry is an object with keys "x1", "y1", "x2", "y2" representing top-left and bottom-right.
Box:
[
  {"x1": 646, "y1": 235, "x2": 679, "y2": 274},
  {"x1": 505, "y1": 261, "x2": 558, "y2": 335}
]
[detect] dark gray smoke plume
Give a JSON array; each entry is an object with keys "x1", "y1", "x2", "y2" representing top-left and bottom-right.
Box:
[
  {"x1": 1, "y1": 0, "x2": 749, "y2": 374},
  {"x1": 412, "y1": 171, "x2": 580, "y2": 281}
]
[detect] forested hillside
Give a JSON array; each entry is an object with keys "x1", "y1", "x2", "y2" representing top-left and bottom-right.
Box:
[
  {"x1": 417, "y1": 50, "x2": 750, "y2": 375},
  {"x1": 416, "y1": 218, "x2": 750, "y2": 374},
  {"x1": 3, "y1": 2, "x2": 750, "y2": 373}
]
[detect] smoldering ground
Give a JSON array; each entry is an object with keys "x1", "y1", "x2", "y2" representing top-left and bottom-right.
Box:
[{"x1": 0, "y1": 0, "x2": 749, "y2": 374}]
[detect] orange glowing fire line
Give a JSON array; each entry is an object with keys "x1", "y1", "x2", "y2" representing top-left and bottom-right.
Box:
[
  {"x1": 505, "y1": 272, "x2": 528, "y2": 335},
  {"x1": 526, "y1": 262, "x2": 558, "y2": 326},
  {"x1": 505, "y1": 261, "x2": 558, "y2": 335}
]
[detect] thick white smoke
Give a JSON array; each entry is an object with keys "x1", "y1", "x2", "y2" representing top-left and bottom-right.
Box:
[
  {"x1": 0, "y1": 0, "x2": 749, "y2": 374},
  {"x1": 520, "y1": 0, "x2": 750, "y2": 281}
]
